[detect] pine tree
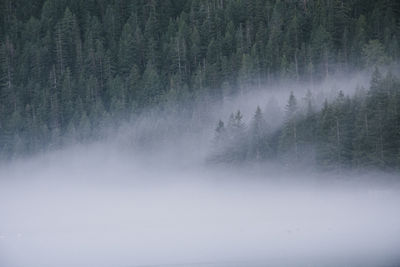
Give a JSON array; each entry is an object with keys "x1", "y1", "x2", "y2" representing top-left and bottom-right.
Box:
[
  {"x1": 362, "y1": 39, "x2": 389, "y2": 68},
  {"x1": 118, "y1": 22, "x2": 136, "y2": 75},
  {"x1": 208, "y1": 119, "x2": 228, "y2": 163},
  {"x1": 279, "y1": 92, "x2": 299, "y2": 161},
  {"x1": 248, "y1": 106, "x2": 269, "y2": 160},
  {"x1": 224, "y1": 110, "x2": 247, "y2": 162}
]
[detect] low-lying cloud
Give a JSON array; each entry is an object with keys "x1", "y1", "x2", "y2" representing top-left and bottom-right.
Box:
[
  {"x1": 1, "y1": 70, "x2": 400, "y2": 267},
  {"x1": 1, "y1": 143, "x2": 400, "y2": 267}
]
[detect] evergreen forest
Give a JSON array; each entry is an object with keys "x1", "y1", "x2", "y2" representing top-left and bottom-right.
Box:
[
  {"x1": 210, "y1": 70, "x2": 400, "y2": 171},
  {"x1": 0, "y1": 0, "x2": 399, "y2": 165}
]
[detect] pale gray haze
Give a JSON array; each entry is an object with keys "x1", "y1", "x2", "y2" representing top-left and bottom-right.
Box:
[{"x1": 1, "y1": 71, "x2": 400, "y2": 267}]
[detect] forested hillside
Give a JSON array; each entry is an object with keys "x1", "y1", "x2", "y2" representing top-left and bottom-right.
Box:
[
  {"x1": 210, "y1": 70, "x2": 400, "y2": 170},
  {"x1": 0, "y1": 0, "x2": 399, "y2": 158}
]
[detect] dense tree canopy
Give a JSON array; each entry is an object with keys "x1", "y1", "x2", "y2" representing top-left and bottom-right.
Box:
[
  {"x1": 210, "y1": 71, "x2": 400, "y2": 171},
  {"x1": 0, "y1": 0, "x2": 399, "y2": 159}
]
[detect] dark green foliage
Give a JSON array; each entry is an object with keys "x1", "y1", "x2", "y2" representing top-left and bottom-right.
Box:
[
  {"x1": 279, "y1": 92, "x2": 299, "y2": 160},
  {"x1": 211, "y1": 72, "x2": 400, "y2": 171},
  {"x1": 248, "y1": 106, "x2": 270, "y2": 161},
  {"x1": 210, "y1": 110, "x2": 248, "y2": 163},
  {"x1": 0, "y1": 0, "x2": 399, "y2": 158}
]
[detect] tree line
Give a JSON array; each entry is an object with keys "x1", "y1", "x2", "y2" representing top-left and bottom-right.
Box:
[
  {"x1": 210, "y1": 70, "x2": 400, "y2": 171},
  {"x1": 0, "y1": 0, "x2": 399, "y2": 158}
]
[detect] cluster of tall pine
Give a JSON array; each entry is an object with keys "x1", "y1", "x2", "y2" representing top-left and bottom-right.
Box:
[
  {"x1": 211, "y1": 70, "x2": 400, "y2": 171},
  {"x1": 0, "y1": 0, "x2": 399, "y2": 158}
]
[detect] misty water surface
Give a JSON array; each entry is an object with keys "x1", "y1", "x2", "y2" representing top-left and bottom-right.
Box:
[
  {"x1": 1, "y1": 72, "x2": 400, "y2": 267},
  {"x1": 1, "y1": 143, "x2": 400, "y2": 267}
]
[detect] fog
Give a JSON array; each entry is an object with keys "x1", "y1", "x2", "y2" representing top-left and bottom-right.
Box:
[
  {"x1": 218, "y1": 69, "x2": 371, "y2": 119},
  {"x1": 113, "y1": 69, "x2": 375, "y2": 157},
  {"x1": 1, "y1": 71, "x2": 400, "y2": 267}
]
